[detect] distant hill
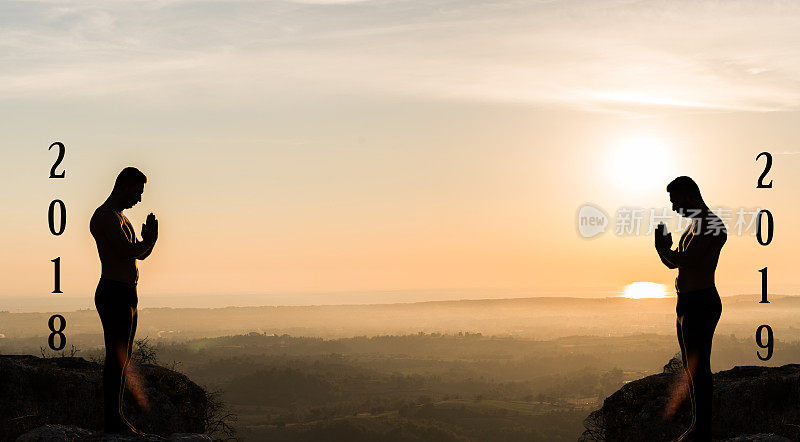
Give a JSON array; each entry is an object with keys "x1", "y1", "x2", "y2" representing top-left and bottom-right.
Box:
[{"x1": 2, "y1": 294, "x2": 799, "y2": 346}]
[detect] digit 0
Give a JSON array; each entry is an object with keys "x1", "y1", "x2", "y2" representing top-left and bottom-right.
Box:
[
  {"x1": 48, "y1": 314, "x2": 67, "y2": 351},
  {"x1": 48, "y1": 199, "x2": 66, "y2": 236},
  {"x1": 755, "y1": 209, "x2": 773, "y2": 246}
]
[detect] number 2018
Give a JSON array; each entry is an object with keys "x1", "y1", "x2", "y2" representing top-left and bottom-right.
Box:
[{"x1": 47, "y1": 141, "x2": 67, "y2": 351}]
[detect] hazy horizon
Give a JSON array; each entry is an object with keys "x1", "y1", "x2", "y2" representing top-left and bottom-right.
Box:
[{"x1": 0, "y1": 288, "x2": 784, "y2": 314}]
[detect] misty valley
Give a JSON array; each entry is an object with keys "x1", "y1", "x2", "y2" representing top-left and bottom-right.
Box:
[{"x1": 2, "y1": 295, "x2": 797, "y2": 441}]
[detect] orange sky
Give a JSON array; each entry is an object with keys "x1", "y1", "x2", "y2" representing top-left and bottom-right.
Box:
[{"x1": 1, "y1": 1, "x2": 799, "y2": 307}]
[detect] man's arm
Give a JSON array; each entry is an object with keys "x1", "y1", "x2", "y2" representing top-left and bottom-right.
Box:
[
  {"x1": 136, "y1": 214, "x2": 158, "y2": 260},
  {"x1": 136, "y1": 242, "x2": 155, "y2": 260},
  {"x1": 657, "y1": 249, "x2": 678, "y2": 269},
  {"x1": 656, "y1": 230, "x2": 719, "y2": 268},
  {"x1": 654, "y1": 223, "x2": 677, "y2": 269},
  {"x1": 97, "y1": 212, "x2": 155, "y2": 259}
]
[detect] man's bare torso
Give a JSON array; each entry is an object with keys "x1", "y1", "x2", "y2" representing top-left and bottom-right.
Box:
[
  {"x1": 90, "y1": 204, "x2": 140, "y2": 284},
  {"x1": 674, "y1": 214, "x2": 726, "y2": 293}
]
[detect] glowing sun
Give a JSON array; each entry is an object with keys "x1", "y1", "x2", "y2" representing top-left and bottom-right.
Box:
[
  {"x1": 607, "y1": 135, "x2": 672, "y2": 190},
  {"x1": 623, "y1": 281, "x2": 668, "y2": 299}
]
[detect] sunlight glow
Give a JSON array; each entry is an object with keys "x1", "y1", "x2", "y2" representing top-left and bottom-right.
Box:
[
  {"x1": 607, "y1": 134, "x2": 672, "y2": 191},
  {"x1": 623, "y1": 281, "x2": 668, "y2": 299}
]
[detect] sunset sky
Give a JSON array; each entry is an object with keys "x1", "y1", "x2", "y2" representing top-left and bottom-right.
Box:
[{"x1": 2, "y1": 0, "x2": 800, "y2": 308}]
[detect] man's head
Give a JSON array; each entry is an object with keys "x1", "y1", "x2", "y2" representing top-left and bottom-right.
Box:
[
  {"x1": 666, "y1": 176, "x2": 704, "y2": 217},
  {"x1": 113, "y1": 167, "x2": 147, "y2": 209}
]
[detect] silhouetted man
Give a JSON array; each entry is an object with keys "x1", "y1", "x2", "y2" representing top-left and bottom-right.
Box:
[
  {"x1": 90, "y1": 167, "x2": 158, "y2": 434},
  {"x1": 655, "y1": 176, "x2": 726, "y2": 442}
]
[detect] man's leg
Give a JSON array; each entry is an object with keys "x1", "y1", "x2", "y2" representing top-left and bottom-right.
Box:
[
  {"x1": 97, "y1": 295, "x2": 132, "y2": 433},
  {"x1": 127, "y1": 307, "x2": 137, "y2": 360},
  {"x1": 119, "y1": 305, "x2": 139, "y2": 431},
  {"x1": 680, "y1": 309, "x2": 720, "y2": 441},
  {"x1": 676, "y1": 314, "x2": 697, "y2": 436}
]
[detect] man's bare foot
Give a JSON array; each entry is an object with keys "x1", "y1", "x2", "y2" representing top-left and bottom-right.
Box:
[
  {"x1": 673, "y1": 427, "x2": 712, "y2": 442},
  {"x1": 122, "y1": 419, "x2": 167, "y2": 440}
]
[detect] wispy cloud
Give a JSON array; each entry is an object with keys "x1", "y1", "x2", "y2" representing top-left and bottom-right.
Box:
[{"x1": 1, "y1": 0, "x2": 800, "y2": 113}]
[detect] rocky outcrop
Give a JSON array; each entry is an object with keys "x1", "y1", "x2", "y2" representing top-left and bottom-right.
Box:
[
  {"x1": 0, "y1": 355, "x2": 210, "y2": 441},
  {"x1": 581, "y1": 356, "x2": 800, "y2": 441}
]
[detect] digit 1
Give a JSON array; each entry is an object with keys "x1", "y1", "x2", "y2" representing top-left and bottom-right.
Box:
[
  {"x1": 756, "y1": 324, "x2": 773, "y2": 361},
  {"x1": 758, "y1": 267, "x2": 769, "y2": 303},
  {"x1": 51, "y1": 257, "x2": 63, "y2": 294}
]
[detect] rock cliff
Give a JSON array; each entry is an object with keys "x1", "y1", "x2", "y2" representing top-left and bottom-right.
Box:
[
  {"x1": 0, "y1": 355, "x2": 210, "y2": 441},
  {"x1": 581, "y1": 356, "x2": 800, "y2": 441}
]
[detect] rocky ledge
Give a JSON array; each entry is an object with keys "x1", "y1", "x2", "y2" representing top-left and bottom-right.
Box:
[
  {"x1": 0, "y1": 355, "x2": 211, "y2": 441},
  {"x1": 581, "y1": 356, "x2": 800, "y2": 441}
]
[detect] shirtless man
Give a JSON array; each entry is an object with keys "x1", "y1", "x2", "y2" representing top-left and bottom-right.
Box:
[
  {"x1": 655, "y1": 176, "x2": 726, "y2": 442},
  {"x1": 90, "y1": 167, "x2": 158, "y2": 434}
]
